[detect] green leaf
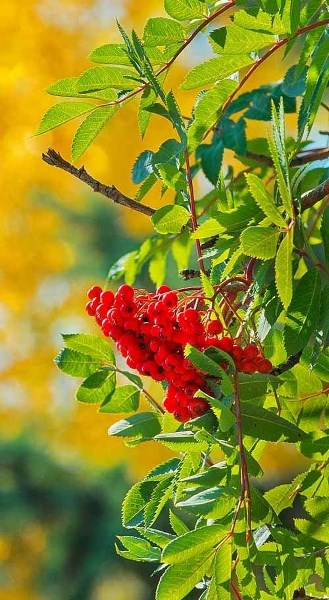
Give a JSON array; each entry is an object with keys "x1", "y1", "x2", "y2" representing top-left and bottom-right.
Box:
[
  {"x1": 138, "y1": 86, "x2": 157, "y2": 137},
  {"x1": 176, "y1": 486, "x2": 235, "y2": 518},
  {"x1": 54, "y1": 348, "x2": 100, "y2": 377},
  {"x1": 240, "y1": 403, "x2": 307, "y2": 442},
  {"x1": 122, "y1": 480, "x2": 156, "y2": 528},
  {"x1": 240, "y1": 226, "x2": 280, "y2": 259},
  {"x1": 304, "y1": 497, "x2": 329, "y2": 524},
  {"x1": 71, "y1": 106, "x2": 116, "y2": 161},
  {"x1": 108, "y1": 412, "x2": 161, "y2": 439},
  {"x1": 188, "y1": 80, "x2": 237, "y2": 151},
  {"x1": 62, "y1": 333, "x2": 115, "y2": 363},
  {"x1": 37, "y1": 101, "x2": 94, "y2": 134},
  {"x1": 171, "y1": 230, "x2": 193, "y2": 271},
  {"x1": 169, "y1": 511, "x2": 190, "y2": 536},
  {"x1": 298, "y1": 33, "x2": 329, "y2": 139},
  {"x1": 88, "y1": 43, "x2": 131, "y2": 65},
  {"x1": 156, "y1": 550, "x2": 214, "y2": 600},
  {"x1": 162, "y1": 524, "x2": 228, "y2": 564},
  {"x1": 264, "y1": 476, "x2": 306, "y2": 515},
  {"x1": 213, "y1": 536, "x2": 232, "y2": 600},
  {"x1": 132, "y1": 150, "x2": 155, "y2": 184},
  {"x1": 284, "y1": 269, "x2": 321, "y2": 355},
  {"x1": 164, "y1": 0, "x2": 206, "y2": 20},
  {"x1": 267, "y1": 103, "x2": 293, "y2": 218},
  {"x1": 246, "y1": 173, "x2": 286, "y2": 227},
  {"x1": 99, "y1": 385, "x2": 139, "y2": 413},
  {"x1": 181, "y1": 54, "x2": 253, "y2": 90},
  {"x1": 151, "y1": 205, "x2": 190, "y2": 234},
  {"x1": 321, "y1": 204, "x2": 329, "y2": 268},
  {"x1": 116, "y1": 536, "x2": 161, "y2": 561},
  {"x1": 143, "y1": 17, "x2": 185, "y2": 47},
  {"x1": 76, "y1": 369, "x2": 116, "y2": 404},
  {"x1": 210, "y1": 24, "x2": 275, "y2": 55},
  {"x1": 46, "y1": 77, "x2": 116, "y2": 100},
  {"x1": 294, "y1": 518, "x2": 329, "y2": 544},
  {"x1": 144, "y1": 457, "x2": 181, "y2": 481},
  {"x1": 192, "y1": 218, "x2": 224, "y2": 239},
  {"x1": 144, "y1": 478, "x2": 175, "y2": 526},
  {"x1": 233, "y1": 7, "x2": 289, "y2": 35},
  {"x1": 154, "y1": 431, "x2": 208, "y2": 452},
  {"x1": 76, "y1": 66, "x2": 136, "y2": 92},
  {"x1": 184, "y1": 344, "x2": 226, "y2": 378},
  {"x1": 275, "y1": 230, "x2": 293, "y2": 310}
]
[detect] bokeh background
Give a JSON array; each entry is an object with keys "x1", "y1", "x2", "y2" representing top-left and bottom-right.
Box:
[{"x1": 0, "y1": 2, "x2": 322, "y2": 598}]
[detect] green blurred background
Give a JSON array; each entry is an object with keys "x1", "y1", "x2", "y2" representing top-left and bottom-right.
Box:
[{"x1": 0, "y1": 1, "x2": 312, "y2": 598}]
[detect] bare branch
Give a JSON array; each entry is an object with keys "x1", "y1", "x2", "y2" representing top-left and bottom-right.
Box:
[
  {"x1": 301, "y1": 177, "x2": 329, "y2": 212},
  {"x1": 42, "y1": 148, "x2": 156, "y2": 217},
  {"x1": 245, "y1": 147, "x2": 329, "y2": 167}
]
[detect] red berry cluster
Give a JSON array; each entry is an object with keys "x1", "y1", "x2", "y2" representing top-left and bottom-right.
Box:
[{"x1": 86, "y1": 284, "x2": 272, "y2": 422}]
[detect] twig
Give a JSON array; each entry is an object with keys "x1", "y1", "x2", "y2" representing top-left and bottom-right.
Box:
[
  {"x1": 179, "y1": 268, "x2": 210, "y2": 280},
  {"x1": 185, "y1": 149, "x2": 206, "y2": 273},
  {"x1": 42, "y1": 148, "x2": 155, "y2": 217},
  {"x1": 301, "y1": 177, "x2": 329, "y2": 212},
  {"x1": 204, "y1": 19, "x2": 329, "y2": 141},
  {"x1": 245, "y1": 147, "x2": 329, "y2": 167},
  {"x1": 102, "y1": 1, "x2": 236, "y2": 110},
  {"x1": 233, "y1": 371, "x2": 252, "y2": 542},
  {"x1": 271, "y1": 350, "x2": 302, "y2": 376}
]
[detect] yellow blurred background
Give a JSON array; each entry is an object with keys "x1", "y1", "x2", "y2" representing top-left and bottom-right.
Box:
[{"x1": 0, "y1": 2, "x2": 313, "y2": 598}]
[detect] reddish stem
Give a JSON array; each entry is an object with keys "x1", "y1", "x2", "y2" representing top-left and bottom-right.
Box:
[
  {"x1": 233, "y1": 370, "x2": 252, "y2": 540},
  {"x1": 204, "y1": 18, "x2": 329, "y2": 140},
  {"x1": 185, "y1": 149, "x2": 206, "y2": 273},
  {"x1": 231, "y1": 581, "x2": 243, "y2": 600},
  {"x1": 105, "y1": 1, "x2": 235, "y2": 109}
]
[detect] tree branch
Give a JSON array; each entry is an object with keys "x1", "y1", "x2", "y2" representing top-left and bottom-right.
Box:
[
  {"x1": 245, "y1": 147, "x2": 329, "y2": 167},
  {"x1": 42, "y1": 148, "x2": 155, "y2": 217},
  {"x1": 271, "y1": 350, "x2": 302, "y2": 376},
  {"x1": 301, "y1": 177, "x2": 329, "y2": 212}
]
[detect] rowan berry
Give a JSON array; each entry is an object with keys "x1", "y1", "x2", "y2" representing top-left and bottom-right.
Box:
[
  {"x1": 217, "y1": 336, "x2": 234, "y2": 354},
  {"x1": 87, "y1": 285, "x2": 102, "y2": 299},
  {"x1": 188, "y1": 398, "x2": 209, "y2": 418},
  {"x1": 162, "y1": 291, "x2": 178, "y2": 309},
  {"x1": 257, "y1": 358, "x2": 273, "y2": 373},
  {"x1": 100, "y1": 290, "x2": 114, "y2": 307},
  {"x1": 241, "y1": 359, "x2": 257, "y2": 374},
  {"x1": 244, "y1": 344, "x2": 259, "y2": 360},
  {"x1": 206, "y1": 319, "x2": 223, "y2": 335},
  {"x1": 118, "y1": 284, "x2": 134, "y2": 299},
  {"x1": 156, "y1": 285, "x2": 171, "y2": 295}
]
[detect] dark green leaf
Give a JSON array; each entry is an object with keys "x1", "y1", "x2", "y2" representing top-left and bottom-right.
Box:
[
  {"x1": 284, "y1": 269, "x2": 321, "y2": 355},
  {"x1": 241, "y1": 403, "x2": 307, "y2": 442},
  {"x1": 132, "y1": 150, "x2": 155, "y2": 184}
]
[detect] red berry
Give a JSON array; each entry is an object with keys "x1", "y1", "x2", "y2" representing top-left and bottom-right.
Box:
[
  {"x1": 85, "y1": 298, "x2": 98, "y2": 316},
  {"x1": 217, "y1": 336, "x2": 234, "y2": 354},
  {"x1": 232, "y1": 345, "x2": 243, "y2": 361},
  {"x1": 241, "y1": 359, "x2": 257, "y2": 374},
  {"x1": 156, "y1": 285, "x2": 171, "y2": 295},
  {"x1": 116, "y1": 284, "x2": 134, "y2": 301},
  {"x1": 100, "y1": 290, "x2": 114, "y2": 307},
  {"x1": 162, "y1": 291, "x2": 178, "y2": 309},
  {"x1": 174, "y1": 407, "x2": 190, "y2": 423},
  {"x1": 206, "y1": 320, "x2": 223, "y2": 335},
  {"x1": 87, "y1": 285, "x2": 102, "y2": 299},
  {"x1": 257, "y1": 358, "x2": 273, "y2": 373},
  {"x1": 244, "y1": 344, "x2": 260, "y2": 360},
  {"x1": 188, "y1": 398, "x2": 209, "y2": 418}
]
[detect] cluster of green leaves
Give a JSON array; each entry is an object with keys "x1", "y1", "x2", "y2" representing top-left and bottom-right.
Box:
[{"x1": 41, "y1": 0, "x2": 329, "y2": 597}]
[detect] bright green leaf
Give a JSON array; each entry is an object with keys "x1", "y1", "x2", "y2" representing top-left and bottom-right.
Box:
[
  {"x1": 284, "y1": 269, "x2": 321, "y2": 355},
  {"x1": 246, "y1": 173, "x2": 286, "y2": 227},
  {"x1": 71, "y1": 106, "x2": 117, "y2": 161},
  {"x1": 240, "y1": 226, "x2": 280, "y2": 259},
  {"x1": 37, "y1": 101, "x2": 94, "y2": 134},
  {"x1": 151, "y1": 205, "x2": 190, "y2": 234},
  {"x1": 76, "y1": 369, "x2": 116, "y2": 404},
  {"x1": 143, "y1": 17, "x2": 185, "y2": 47},
  {"x1": 275, "y1": 230, "x2": 293, "y2": 310},
  {"x1": 62, "y1": 333, "x2": 115, "y2": 363},
  {"x1": 108, "y1": 412, "x2": 161, "y2": 439},
  {"x1": 181, "y1": 54, "x2": 253, "y2": 90},
  {"x1": 99, "y1": 385, "x2": 139, "y2": 413}
]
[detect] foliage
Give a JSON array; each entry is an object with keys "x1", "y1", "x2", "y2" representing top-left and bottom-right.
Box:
[
  {"x1": 40, "y1": 0, "x2": 329, "y2": 598},
  {"x1": 0, "y1": 434, "x2": 158, "y2": 600}
]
